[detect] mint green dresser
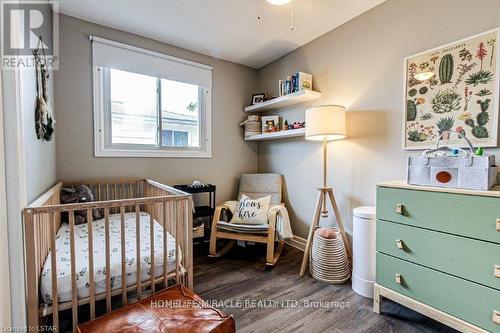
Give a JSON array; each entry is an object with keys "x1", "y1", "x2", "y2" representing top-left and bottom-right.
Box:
[{"x1": 374, "y1": 181, "x2": 500, "y2": 333}]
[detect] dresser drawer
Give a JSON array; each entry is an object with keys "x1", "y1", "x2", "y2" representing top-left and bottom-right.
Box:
[
  {"x1": 377, "y1": 186, "x2": 500, "y2": 244},
  {"x1": 376, "y1": 253, "x2": 500, "y2": 332},
  {"x1": 377, "y1": 220, "x2": 500, "y2": 290}
]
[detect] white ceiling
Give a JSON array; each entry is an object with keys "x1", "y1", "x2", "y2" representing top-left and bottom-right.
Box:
[{"x1": 58, "y1": 0, "x2": 385, "y2": 69}]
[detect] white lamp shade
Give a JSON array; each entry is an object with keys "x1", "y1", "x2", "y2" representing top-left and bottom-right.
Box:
[{"x1": 305, "y1": 105, "x2": 346, "y2": 141}]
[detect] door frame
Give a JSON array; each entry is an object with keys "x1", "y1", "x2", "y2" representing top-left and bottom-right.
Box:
[{"x1": 0, "y1": 69, "x2": 12, "y2": 328}]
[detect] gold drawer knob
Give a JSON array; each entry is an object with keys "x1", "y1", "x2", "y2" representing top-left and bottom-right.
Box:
[
  {"x1": 396, "y1": 204, "x2": 404, "y2": 215},
  {"x1": 495, "y1": 265, "x2": 500, "y2": 278},
  {"x1": 395, "y1": 273, "x2": 402, "y2": 285},
  {"x1": 493, "y1": 310, "x2": 500, "y2": 325},
  {"x1": 396, "y1": 239, "x2": 404, "y2": 249}
]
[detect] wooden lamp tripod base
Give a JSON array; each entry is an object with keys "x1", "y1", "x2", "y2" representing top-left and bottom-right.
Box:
[{"x1": 299, "y1": 140, "x2": 353, "y2": 277}]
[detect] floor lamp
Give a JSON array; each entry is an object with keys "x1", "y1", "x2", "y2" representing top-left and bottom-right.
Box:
[{"x1": 299, "y1": 105, "x2": 353, "y2": 277}]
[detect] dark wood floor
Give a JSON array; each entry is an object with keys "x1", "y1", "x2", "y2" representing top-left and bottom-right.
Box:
[{"x1": 193, "y1": 243, "x2": 458, "y2": 333}]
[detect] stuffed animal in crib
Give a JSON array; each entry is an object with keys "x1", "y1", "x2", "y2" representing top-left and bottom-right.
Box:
[{"x1": 61, "y1": 185, "x2": 103, "y2": 225}]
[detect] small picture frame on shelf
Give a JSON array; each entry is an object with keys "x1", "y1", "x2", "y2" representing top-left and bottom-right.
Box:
[
  {"x1": 261, "y1": 115, "x2": 280, "y2": 133},
  {"x1": 251, "y1": 93, "x2": 266, "y2": 105}
]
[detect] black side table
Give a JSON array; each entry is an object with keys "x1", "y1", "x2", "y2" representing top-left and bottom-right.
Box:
[{"x1": 173, "y1": 184, "x2": 216, "y2": 234}]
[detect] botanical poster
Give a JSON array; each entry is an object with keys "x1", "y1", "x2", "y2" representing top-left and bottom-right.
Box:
[{"x1": 404, "y1": 30, "x2": 499, "y2": 149}]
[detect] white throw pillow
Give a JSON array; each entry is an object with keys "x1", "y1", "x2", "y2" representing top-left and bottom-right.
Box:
[{"x1": 230, "y1": 194, "x2": 271, "y2": 225}]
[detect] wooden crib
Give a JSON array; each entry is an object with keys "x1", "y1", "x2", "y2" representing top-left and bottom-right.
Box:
[{"x1": 23, "y1": 178, "x2": 193, "y2": 332}]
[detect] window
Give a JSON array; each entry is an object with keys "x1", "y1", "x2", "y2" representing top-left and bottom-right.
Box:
[{"x1": 92, "y1": 36, "x2": 212, "y2": 157}]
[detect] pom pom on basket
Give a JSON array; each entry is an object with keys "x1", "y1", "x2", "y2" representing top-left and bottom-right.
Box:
[{"x1": 310, "y1": 227, "x2": 351, "y2": 284}]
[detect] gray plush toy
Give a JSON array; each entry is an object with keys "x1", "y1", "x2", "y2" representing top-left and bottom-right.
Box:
[{"x1": 61, "y1": 185, "x2": 103, "y2": 225}]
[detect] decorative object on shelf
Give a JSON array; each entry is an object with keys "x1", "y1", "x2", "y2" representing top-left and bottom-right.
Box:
[
  {"x1": 261, "y1": 115, "x2": 280, "y2": 133},
  {"x1": 240, "y1": 115, "x2": 261, "y2": 137},
  {"x1": 33, "y1": 36, "x2": 55, "y2": 141},
  {"x1": 278, "y1": 80, "x2": 285, "y2": 97},
  {"x1": 299, "y1": 105, "x2": 353, "y2": 277},
  {"x1": 404, "y1": 28, "x2": 499, "y2": 150},
  {"x1": 278, "y1": 72, "x2": 313, "y2": 96},
  {"x1": 282, "y1": 120, "x2": 289, "y2": 131},
  {"x1": 251, "y1": 93, "x2": 266, "y2": 105},
  {"x1": 291, "y1": 121, "x2": 305, "y2": 129},
  {"x1": 310, "y1": 227, "x2": 351, "y2": 284},
  {"x1": 407, "y1": 131, "x2": 497, "y2": 190}
]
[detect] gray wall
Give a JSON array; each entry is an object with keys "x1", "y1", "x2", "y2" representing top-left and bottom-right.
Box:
[
  {"x1": 55, "y1": 15, "x2": 258, "y2": 202},
  {"x1": 257, "y1": 0, "x2": 500, "y2": 238}
]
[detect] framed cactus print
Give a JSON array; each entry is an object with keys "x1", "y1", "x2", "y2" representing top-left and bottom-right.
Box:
[{"x1": 403, "y1": 28, "x2": 500, "y2": 150}]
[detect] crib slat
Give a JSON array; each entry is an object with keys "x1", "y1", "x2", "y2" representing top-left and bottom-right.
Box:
[
  {"x1": 135, "y1": 205, "x2": 142, "y2": 299},
  {"x1": 163, "y1": 202, "x2": 168, "y2": 288},
  {"x1": 114, "y1": 184, "x2": 118, "y2": 213},
  {"x1": 149, "y1": 204, "x2": 155, "y2": 294},
  {"x1": 186, "y1": 197, "x2": 193, "y2": 289},
  {"x1": 49, "y1": 213, "x2": 59, "y2": 332},
  {"x1": 104, "y1": 207, "x2": 111, "y2": 312},
  {"x1": 174, "y1": 202, "x2": 180, "y2": 284},
  {"x1": 69, "y1": 211, "x2": 78, "y2": 331},
  {"x1": 87, "y1": 209, "x2": 96, "y2": 320},
  {"x1": 178, "y1": 200, "x2": 185, "y2": 286},
  {"x1": 120, "y1": 206, "x2": 127, "y2": 306}
]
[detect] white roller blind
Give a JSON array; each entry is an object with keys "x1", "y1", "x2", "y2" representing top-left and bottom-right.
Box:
[{"x1": 91, "y1": 35, "x2": 212, "y2": 88}]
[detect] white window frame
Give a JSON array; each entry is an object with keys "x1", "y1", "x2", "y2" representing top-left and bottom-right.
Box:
[{"x1": 92, "y1": 38, "x2": 212, "y2": 158}]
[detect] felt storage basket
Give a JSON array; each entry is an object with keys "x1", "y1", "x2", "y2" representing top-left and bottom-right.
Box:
[
  {"x1": 407, "y1": 131, "x2": 497, "y2": 190},
  {"x1": 310, "y1": 227, "x2": 351, "y2": 284}
]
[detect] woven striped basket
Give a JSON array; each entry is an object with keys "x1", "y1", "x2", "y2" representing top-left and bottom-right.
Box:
[
  {"x1": 310, "y1": 227, "x2": 351, "y2": 284},
  {"x1": 244, "y1": 121, "x2": 261, "y2": 137}
]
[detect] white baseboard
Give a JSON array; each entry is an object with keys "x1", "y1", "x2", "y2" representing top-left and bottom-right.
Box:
[{"x1": 285, "y1": 236, "x2": 306, "y2": 251}]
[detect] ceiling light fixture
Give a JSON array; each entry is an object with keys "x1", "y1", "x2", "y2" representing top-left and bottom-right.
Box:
[{"x1": 258, "y1": 0, "x2": 294, "y2": 30}]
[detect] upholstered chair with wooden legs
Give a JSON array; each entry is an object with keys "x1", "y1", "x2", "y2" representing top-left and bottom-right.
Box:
[{"x1": 209, "y1": 173, "x2": 285, "y2": 266}]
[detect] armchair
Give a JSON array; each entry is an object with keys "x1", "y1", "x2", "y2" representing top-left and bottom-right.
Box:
[{"x1": 209, "y1": 173, "x2": 286, "y2": 266}]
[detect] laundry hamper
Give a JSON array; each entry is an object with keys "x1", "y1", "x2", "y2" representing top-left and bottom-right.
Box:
[{"x1": 310, "y1": 227, "x2": 351, "y2": 284}]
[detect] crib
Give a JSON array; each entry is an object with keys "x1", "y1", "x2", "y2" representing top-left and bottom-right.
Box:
[{"x1": 23, "y1": 178, "x2": 193, "y2": 332}]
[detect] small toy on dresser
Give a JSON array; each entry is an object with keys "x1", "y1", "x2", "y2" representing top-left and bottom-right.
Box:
[
  {"x1": 188, "y1": 180, "x2": 212, "y2": 189},
  {"x1": 407, "y1": 131, "x2": 497, "y2": 190}
]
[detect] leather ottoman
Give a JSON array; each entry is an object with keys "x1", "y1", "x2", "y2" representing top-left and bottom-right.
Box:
[{"x1": 77, "y1": 284, "x2": 235, "y2": 333}]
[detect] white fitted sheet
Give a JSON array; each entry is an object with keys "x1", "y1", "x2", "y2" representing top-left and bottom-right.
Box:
[{"x1": 40, "y1": 211, "x2": 178, "y2": 304}]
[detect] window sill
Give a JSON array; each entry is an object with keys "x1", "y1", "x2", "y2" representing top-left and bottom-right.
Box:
[{"x1": 94, "y1": 148, "x2": 212, "y2": 158}]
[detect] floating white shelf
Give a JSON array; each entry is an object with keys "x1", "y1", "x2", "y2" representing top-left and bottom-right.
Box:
[
  {"x1": 244, "y1": 128, "x2": 305, "y2": 141},
  {"x1": 244, "y1": 90, "x2": 321, "y2": 113}
]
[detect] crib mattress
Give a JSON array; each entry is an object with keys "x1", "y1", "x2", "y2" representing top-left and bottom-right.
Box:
[{"x1": 40, "y1": 212, "x2": 178, "y2": 304}]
